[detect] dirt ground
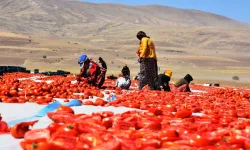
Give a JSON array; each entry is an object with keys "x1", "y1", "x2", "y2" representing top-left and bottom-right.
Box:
[{"x1": 0, "y1": 31, "x2": 249, "y2": 88}]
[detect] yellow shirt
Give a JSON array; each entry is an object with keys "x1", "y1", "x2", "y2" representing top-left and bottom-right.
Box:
[{"x1": 138, "y1": 37, "x2": 157, "y2": 60}]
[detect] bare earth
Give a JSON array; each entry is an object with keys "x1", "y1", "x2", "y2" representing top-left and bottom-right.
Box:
[{"x1": 0, "y1": 0, "x2": 250, "y2": 87}]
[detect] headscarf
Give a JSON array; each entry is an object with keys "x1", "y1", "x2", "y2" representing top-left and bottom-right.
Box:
[
  {"x1": 78, "y1": 54, "x2": 87, "y2": 67},
  {"x1": 98, "y1": 57, "x2": 103, "y2": 63},
  {"x1": 184, "y1": 74, "x2": 193, "y2": 82},
  {"x1": 164, "y1": 69, "x2": 172, "y2": 77},
  {"x1": 136, "y1": 31, "x2": 150, "y2": 40}
]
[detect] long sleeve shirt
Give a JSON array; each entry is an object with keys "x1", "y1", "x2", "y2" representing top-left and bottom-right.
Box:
[
  {"x1": 155, "y1": 74, "x2": 171, "y2": 91},
  {"x1": 77, "y1": 60, "x2": 99, "y2": 84},
  {"x1": 138, "y1": 37, "x2": 157, "y2": 60},
  {"x1": 116, "y1": 76, "x2": 131, "y2": 89},
  {"x1": 174, "y1": 78, "x2": 191, "y2": 92}
]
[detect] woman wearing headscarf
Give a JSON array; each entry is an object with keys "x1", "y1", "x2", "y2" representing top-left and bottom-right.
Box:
[
  {"x1": 154, "y1": 69, "x2": 172, "y2": 91},
  {"x1": 121, "y1": 65, "x2": 130, "y2": 77},
  {"x1": 173, "y1": 74, "x2": 193, "y2": 92},
  {"x1": 116, "y1": 65, "x2": 131, "y2": 90},
  {"x1": 76, "y1": 54, "x2": 106, "y2": 88},
  {"x1": 98, "y1": 57, "x2": 107, "y2": 70},
  {"x1": 98, "y1": 57, "x2": 107, "y2": 87},
  {"x1": 136, "y1": 31, "x2": 158, "y2": 90}
]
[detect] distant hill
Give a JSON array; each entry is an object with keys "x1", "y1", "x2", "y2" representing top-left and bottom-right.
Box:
[{"x1": 0, "y1": 0, "x2": 249, "y2": 37}]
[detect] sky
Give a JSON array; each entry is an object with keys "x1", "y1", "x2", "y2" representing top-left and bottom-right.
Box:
[{"x1": 82, "y1": 0, "x2": 250, "y2": 24}]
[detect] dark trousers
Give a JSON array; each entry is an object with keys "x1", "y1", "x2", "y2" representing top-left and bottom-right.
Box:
[{"x1": 139, "y1": 58, "x2": 157, "y2": 90}]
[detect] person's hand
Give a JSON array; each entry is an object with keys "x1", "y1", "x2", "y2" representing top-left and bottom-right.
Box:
[
  {"x1": 82, "y1": 78, "x2": 88, "y2": 83},
  {"x1": 160, "y1": 86, "x2": 164, "y2": 91},
  {"x1": 76, "y1": 76, "x2": 81, "y2": 81},
  {"x1": 138, "y1": 58, "x2": 141, "y2": 63}
]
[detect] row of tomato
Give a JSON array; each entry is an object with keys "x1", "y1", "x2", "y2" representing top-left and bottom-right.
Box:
[
  {"x1": 7, "y1": 88, "x2": 250, "y2": 150},
  {"x1": 1, "y1": 73, "x2": 45, "y2": 79},
  {"x1": 0, "y1": 73, "x2": 112, "y2": 104},
  {"x1": 9, "y1": 105, "x2": 250, "y2": 150}
]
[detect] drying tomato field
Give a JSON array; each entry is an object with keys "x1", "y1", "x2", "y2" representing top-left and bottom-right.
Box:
[{"x1": 1, "y1": 73, "x2": 250, "y2": 150}]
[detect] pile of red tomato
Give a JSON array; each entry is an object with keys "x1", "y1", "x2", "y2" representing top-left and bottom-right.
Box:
[
  {"x1": 15, "y1": 104, "x2": 250, "y2": 150},
  {"x1": 1, "y1": 73, "x2": 250, "y2": 149},
  {"x1": 0, "y1": 73, "x2": 107, "y2": 104},
  {"x1": 1, "y1": 73, "x2": 45, "y2": 79}
]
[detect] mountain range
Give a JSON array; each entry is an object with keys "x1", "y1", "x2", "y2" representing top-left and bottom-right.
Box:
[{"x1": 0, "y1": 0, "x2": 249, "y2": 36}]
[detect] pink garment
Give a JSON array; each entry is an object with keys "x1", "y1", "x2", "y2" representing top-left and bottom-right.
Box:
[{"x1": 173, "y1": 84, "x2": 188, "y2": 92}]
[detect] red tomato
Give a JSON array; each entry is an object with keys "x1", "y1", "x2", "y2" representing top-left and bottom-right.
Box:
[
  {"x1": 56, "y1": 106, "x2": 74, "y2": 114},
  {"x1": 41, "y1": 85, "x2": 50, "y2": 91},
  {"x1": 102, "y1": 118, "x2": 113, "y2": 129},
  {"x1": 97, "y1": 93, "x2": 104, "y2": 98},
  {"x1": 94, "y1": 99, "x2": 107, "y2": 106},
  {"x1": 83, "y1": 100, "x2": 94, "y2": 105},
  {"x1": 64, "y1": 99, "x2": 69, "y2": 102},
  {"x1": 137, "y1": 119, "x2": 162, "y2": 130},
  {"x1": 18, "y1": 91, "x2": 25, "y2": 96},
  {"x1": 49, "y1": 134, "x2": 77, "y2": 150},
  {"x1": 160, "y1": 129, "x2": 179, "y2": 138},
  {"x1": 10, "y1": 120, "x2": 38, "y2": 138},
  {"x1": 148, "y1": 108, "x2": 163, "y2": 116},
  {"x1": 128, "y1": 103, "x2": 141, "y2": 109},
  {"x1": 20, "y1": 141, "x2": 50, "y2": 150},
  {"x1": 78, "y1": 122, "x2": 106, "y2": 133},
  {"x1": 9, "y1": 89, "x2": 18, "y2": 96},
  {"x1": 0, "y1": 121, "x2": 9, "y2": 132},
  {"x1": 112, "y1": 120, "x2": 136, "y2": 130},
  {"x1": 116, "y1": 138, "x2": 137, "y2": 150},
  {"x1": 76, "y1": 141, "x2": 92, "y2": 150},
  {"x1": 163, "y1": 105, "x2": 177, "y2": 112},
  {"x1": 136, "y1": 138, "x2": 162, "y2": 149},
  {"x1": 36, "y1": 96, "x2": 44, "y2": 101},
  {"x1": 24, "y1": 129, "x2": 50, "y2": 143},
  {"x1": 56, "y1": 124, "x2": 78, "y2": 136},
  {"x1": 245, "y1": 139, "x2": 250, "y2": 149},
  {"x1": 175, "y1": 109, "x2": 192, "y2": 118},
  {"x1": 20, "y1": 141, "x2": 27, "y2": 150},
  {"x1": 100, "y1": 111, "x2": 114, "y2": 118},
  {"x1": 79, "y1": 133, "x2": 104, "y2": 148},
  {"x1": 75, "y1": 115, "x2": 102, "y2": 124},
  {"x1": 47, "y1": 111, "x2": 75, "y2": 123},
  {"x1": 223, "y1": 135, "x2": 245, "y2": 145},
  {"x1": 189, "y1": 134, "x2": 213, "y2": 147},
  {"x1": 47, "y1": 123, "x2": 61, "y2": 133},
  {"x1": 84, "y1": 90, "x2": 91, "y2": 97},
  {"x1": 92, "y1": 140, "x2": 121, "y2": 150}
]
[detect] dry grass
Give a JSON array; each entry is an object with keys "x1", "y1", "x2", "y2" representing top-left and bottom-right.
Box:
[
  {"x1": 0, "y1": 26, "x2": 250, "y2": 88},
  {"x1": 0, "y1": 32, "x2": 29, "y2": 38}
]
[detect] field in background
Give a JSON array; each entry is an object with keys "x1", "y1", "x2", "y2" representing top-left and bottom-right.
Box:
[{"x1": 0, "y1": 29, "x2": 250, "y2": 88}]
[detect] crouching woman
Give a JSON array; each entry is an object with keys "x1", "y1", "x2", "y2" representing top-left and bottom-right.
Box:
[{"x1": 76, "y1": 54, "x2": 106, "y2": 88}]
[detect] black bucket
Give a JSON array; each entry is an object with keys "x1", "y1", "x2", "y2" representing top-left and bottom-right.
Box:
[{"x1": 214, "y1": 83, "x2": 220, "y2": 87}]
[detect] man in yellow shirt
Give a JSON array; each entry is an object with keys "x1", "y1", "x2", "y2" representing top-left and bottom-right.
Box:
[{"x1": 136, "y1": 31, "x2": 158, "y2": 90}]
